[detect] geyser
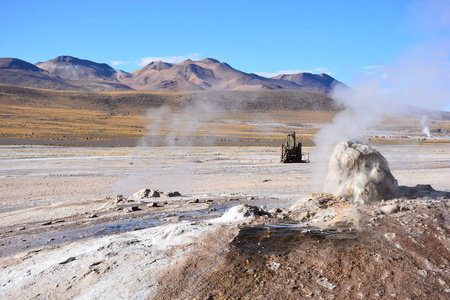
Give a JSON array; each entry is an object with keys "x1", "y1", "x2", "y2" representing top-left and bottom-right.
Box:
[{"x1": 325, "y1": 140, "x2": 398, "y2": 204}]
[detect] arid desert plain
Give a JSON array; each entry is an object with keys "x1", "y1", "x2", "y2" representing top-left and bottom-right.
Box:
[
  {"x1": 0, "y1": 131, "x2": 449, "y2": 299},
  {"x1": 2, "y1": 0, "x2": 450, "y2": 298},
  {"x1": 0, "y1": 83, "x2": 449, "y2": 299}
]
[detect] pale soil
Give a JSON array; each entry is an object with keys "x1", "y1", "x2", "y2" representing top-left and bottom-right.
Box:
[
  {"x1": 0, "y1": 144, "x2": 449, "y2": 299},
  {"x1": 0, "y1": 145, "x2": 314, "y2": 213},
  {"x1": 1, "y1": 144, "x2": 448, "y2": 211}
]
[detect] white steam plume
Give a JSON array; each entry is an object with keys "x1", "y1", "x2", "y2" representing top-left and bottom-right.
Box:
[
  {"x1": 311, "y1": 84, "x2": 388, "y2": 192},
  {"x1": 312, "y1": 0, "x2": 450, "y2": 192},
  {"x1": 421, "y1": 115, "x2": 432, "y2": 137},
  {"x1": 112, "y1": 90, "x2": 264, "y2": 197}
]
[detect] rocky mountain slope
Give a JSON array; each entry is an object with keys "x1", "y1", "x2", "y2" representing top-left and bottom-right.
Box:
[
  {"x1": 0, "y1": 57, "x2": 133, "y2": 92},
  {"x1": 35, "y1": 56, "x2": 133, "y2": 82},
  {"x1": 0, "y1": 58, "x2": 85, "y2": 91},
  {"x1": 272, "y1": 72, "x2": 339, "y2": 93},
  {"x1": 0, "y1": 84, "x2": 337, "y2": 114},
  {"x1": 0, "y1": 56, "x2": 344, "y2": 92},
  {"x1": 127, "y1": 58, "x2": 310, "y2": 91}
]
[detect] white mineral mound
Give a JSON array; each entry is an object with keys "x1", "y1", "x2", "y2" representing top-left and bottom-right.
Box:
[
  {"x1": 0, "y1": 221, "x2": 216, "y2": 299},
  {"x1": 325, "y1": 140, "x2": 398, "y2": 204},
  {"x1": 212, "y1": 204, "x2": 266, "y2": 223}
]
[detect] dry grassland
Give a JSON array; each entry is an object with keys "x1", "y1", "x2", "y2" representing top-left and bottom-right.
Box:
[
  {"x1": 1, "y1": 84, "x2": 448, "y2": 146},
  {"x1": 0, "y1": 103, "x2": 335, "y2": 145},
  {"x1": 0, "y1": 104, "x2": 145, "y2": 142},
  {"x1": 2, "y1": 101, "x2": 449, "y2": 146}
]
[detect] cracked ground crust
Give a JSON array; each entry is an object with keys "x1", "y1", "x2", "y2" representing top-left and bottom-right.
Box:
[{"x1": 154, "y1": 198, "x2": 449, "y2": 300}]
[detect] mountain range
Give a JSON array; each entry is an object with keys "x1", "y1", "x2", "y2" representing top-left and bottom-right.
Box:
[{"x1": 0, "y1": 56, "x2": 344, "y2": 92}]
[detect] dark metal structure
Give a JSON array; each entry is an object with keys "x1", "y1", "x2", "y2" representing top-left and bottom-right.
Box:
[{"x1": 281, "y1": 132, "x2": 309, "y2": 163}]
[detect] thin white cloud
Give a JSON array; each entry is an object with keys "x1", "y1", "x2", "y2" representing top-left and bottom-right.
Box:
[
  {"x1": 138, "y1": 53, "x2": 202, "y2": 66},
  {"x1": 256, "y1": 67, "x2": 332, "y2": 78},
  {"x1": 112, "y1": 60, "x2": 130, "y2": 66},
  {"x1": 313, "y1": 67, "x2": 330, "y2": 73},
  {"x1": 361, "y1": 65, "x2": 388, "y2": 76},
  {"x1": 361, "y1": 65, "x2": 387, "y2": 70}
]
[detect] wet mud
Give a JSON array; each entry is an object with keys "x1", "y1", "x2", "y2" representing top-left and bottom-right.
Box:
[{"x1": 0, "y1": 202, "x2": 232, "y2": 258}]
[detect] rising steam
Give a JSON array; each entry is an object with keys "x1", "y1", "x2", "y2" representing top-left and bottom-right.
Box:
[
  {"x1": 421, "y1": 115, "x2": 432, "y2": 137},
  {"x1": 312, "y1": 0, "x2": 450, "y2": 192},
  {"x1": 112, "y1": 91, "x2": 263, "y2": 196}
]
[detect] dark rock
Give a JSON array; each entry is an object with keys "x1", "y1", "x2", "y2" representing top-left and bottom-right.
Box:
[
  {"x1": 124, "y1": 206, "x2": 141, "y2": 213},
  {"x1": 163, "y1": 191, "x2": 182, "y2": 197},
  {"x1": 89, "y1": 261, "x2": 102, "y2": 268},
  {"x1": 268, "y1": 208, "x2": 283, "y2": 214},
  {"x1": 398, "y1": 184, "x2": 448, "y2": 199},
  {"x1": 59, "y1": 257, "x2": 76, "y2": 265}
]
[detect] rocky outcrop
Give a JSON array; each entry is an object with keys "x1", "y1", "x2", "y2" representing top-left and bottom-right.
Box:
[{"x1": 127, "y1": 189, "x2": 182, "y2": 201}]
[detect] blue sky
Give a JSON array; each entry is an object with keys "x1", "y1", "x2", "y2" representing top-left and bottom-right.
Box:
[{"x1": 1, "y1": 0, "x2": 449, "y2": 110}]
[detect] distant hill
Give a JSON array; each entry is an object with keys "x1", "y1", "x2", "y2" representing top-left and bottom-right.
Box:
[
  {"x1": 127, "y1": 58, "x2": 306, "y2": 91},
  {"x1": 0, "y1": 57, "x2": 133, "y2": 91},
  {"x1": 0, "y1": 55, "x2": 346, "y2": 93},
  {"x1": 0, "y1": 58, "x2": 44, "y2": 72},
  {"x1": 0, "y1": 58, "x2": 86, "y2": 91},
  {"x1": 0, "y1": 83, "x2": 338, "y2": 114},
  {"x1": 36, "y1": 56, "x2": 133, "y2": 83},
  {"x1": 272, "y1": 73, "x2": 343, "y2": 93}
]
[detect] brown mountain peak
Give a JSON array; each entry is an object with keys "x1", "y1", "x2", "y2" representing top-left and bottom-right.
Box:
[
  {"x1": 0, "y1": 58, "x2": 44, "y2": 72},
  {"x1": 198, "y1": 58, "x2": 220, "y2": 64},
  {"x1": 35, "y1": 56, "x2": 131, "y2": 83},
  {"x1": 146, "y1": 61, "x2": 174, "y2": 71}
]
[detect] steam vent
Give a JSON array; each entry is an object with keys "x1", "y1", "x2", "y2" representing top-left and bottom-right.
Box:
[{"x1": 326, "y1": 140, "x2": 399, "y2": 204}]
